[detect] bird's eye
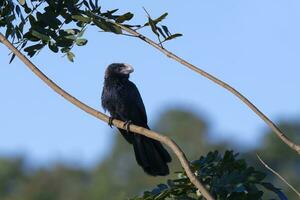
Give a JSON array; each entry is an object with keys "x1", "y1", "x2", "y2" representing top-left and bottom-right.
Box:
[{"x1": 117, "y1": 68, "x2": 122, "y2": 72}]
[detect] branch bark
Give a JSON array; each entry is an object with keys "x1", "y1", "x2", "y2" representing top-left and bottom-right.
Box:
[
  {"x1": 108, "y1": 21, "x2": 300, "y2": 155},
  {"x1": 0, "y1": 33, "x2": 214, "y2": 200},
  {"x1": 257, "y1": 154, "x2": 300, "y2": 199}
]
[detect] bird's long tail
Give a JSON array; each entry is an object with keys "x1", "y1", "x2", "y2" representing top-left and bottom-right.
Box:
[{"x1": 132, "y1": 134, "x2": 172, "y2": 176}]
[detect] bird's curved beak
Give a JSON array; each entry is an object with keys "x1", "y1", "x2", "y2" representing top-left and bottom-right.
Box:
[{"x1": 121, "y1": 63, "x2": 134, "y2": 74}]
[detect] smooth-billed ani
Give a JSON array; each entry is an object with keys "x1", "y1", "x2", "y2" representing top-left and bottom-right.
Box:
[{"x1": 101, "y1": 63, "x2": 171, "y2": 176}]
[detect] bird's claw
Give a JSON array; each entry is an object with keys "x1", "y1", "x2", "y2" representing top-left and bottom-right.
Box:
[
  {"x1": 108, "y1": 117, "x2": 114, "y2": 128},
  {"x1": 123, "y1": 120, "x2": 132, "y2": 133}
]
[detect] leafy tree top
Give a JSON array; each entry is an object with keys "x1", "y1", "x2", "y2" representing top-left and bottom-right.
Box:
[{"x1": 1, "y1": 0, "x2": 182, "y2": 62}]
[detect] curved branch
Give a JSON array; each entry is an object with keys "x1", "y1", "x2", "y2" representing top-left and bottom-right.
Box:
[
  {"x1": 257, "y1": 154, "x2": 300, "y2": 198},
  {"x1": 107, "y1": 21, "x2": 300, "y2": 155},
  {"x1": 0, "y1": 33, "x2": 214, "y2": 200}
]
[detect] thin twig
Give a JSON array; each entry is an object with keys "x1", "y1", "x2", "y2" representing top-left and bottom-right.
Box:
[
  {"x1": 23, "y1": 0, "x2": 45, "y2": 22},
  {"x1": 142, "y1": 7, "x2": 151, "y2": 18},
  {"x1": 92, "y1": 14, "x2": 300, "y2": 155},
  {"x1": 256, "y1": 153, "x2": 300, "y2": 199},
  {"x1": 0, "y1": 33, "x2": 214, "y2": 200},
  {"x1": 119, "y1": 33, "x2": 137, "y2": 38},
  {"x1": 98, "y1": 30, "x2": 137, "y2": 38},
  {"x1": 141, "y1": 8, "x2": 163, "y2": 47}
]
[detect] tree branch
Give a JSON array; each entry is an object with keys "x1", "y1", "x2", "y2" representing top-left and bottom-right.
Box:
[
  {"x1": 257, "y1": 154, "x2": 300, "y2": 199},
  {"x1": 0, "y1": 33, "x2": 214, "y2": 200},
  {"x1": 106, "y1": 20, "x2": 300, "y2": 155}
]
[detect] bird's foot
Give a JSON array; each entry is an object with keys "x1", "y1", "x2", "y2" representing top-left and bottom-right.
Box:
[
  {"x1": 123, "y1": 120, "x2": 132, "y2": 133},
  {"x1": 108, "y1": 117, "x2": 114, "y2": 128}
]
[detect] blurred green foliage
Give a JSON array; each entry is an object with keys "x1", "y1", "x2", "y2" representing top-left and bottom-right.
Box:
[{"x1": 0, "y1": 108, "x2": 299, "y2": 199}]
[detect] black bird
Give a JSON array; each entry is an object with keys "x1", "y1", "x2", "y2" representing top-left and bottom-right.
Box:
[{"x1": 101, "y1": 63, "x2": 172, "y2": 176}]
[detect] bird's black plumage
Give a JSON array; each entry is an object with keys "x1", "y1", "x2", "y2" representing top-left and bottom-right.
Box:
[{"x1": 101, "y1": 63, "x2": 171, "y2": 176}]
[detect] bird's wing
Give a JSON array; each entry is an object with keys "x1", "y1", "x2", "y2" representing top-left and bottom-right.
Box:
[
  {"x1": 124, "y1": 81, "x2": 148, "y2": 126},
  {"x1": 130, "y1": 81, "x2": 148, "y2": 124}
]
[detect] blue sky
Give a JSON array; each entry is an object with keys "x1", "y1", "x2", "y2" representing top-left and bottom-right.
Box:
[{"x1": 0, "y1": 0, "x2": 299, "y2": 167}]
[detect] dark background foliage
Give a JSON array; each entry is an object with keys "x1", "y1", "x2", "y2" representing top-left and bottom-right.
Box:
[{"x1": 0, "y1": 108, "x2": 299, "y2": 199}]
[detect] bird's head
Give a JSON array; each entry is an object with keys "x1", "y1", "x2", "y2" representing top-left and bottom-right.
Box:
[{"x1": 105, "y1": 63, "x2": 134, "y2": 79}]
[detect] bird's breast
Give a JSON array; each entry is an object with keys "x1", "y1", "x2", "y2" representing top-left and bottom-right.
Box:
[{"x1": 102, "y1": 85, "x2": 127, "y2": 114}]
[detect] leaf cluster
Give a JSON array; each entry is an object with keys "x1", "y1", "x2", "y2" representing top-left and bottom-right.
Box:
[
  {"x1": 131, "y1": 151, "x2": 287, "y2": 200},
  {"x1": 1, "y1": 0, "x2": 182, "y2": 62},
  {"x1": 143, "y1": 10, "x2": 182, "y2": 45}
]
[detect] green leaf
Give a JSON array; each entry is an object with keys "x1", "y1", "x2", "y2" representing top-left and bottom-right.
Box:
[
  {"x1": 9, "y1": 53, "x2": 16, "y2": 64},
  {"x1": 61, "y1": 47, "x2": 70, "y2": 53},
  {"x1": 162, "y1": 33, "x2": 183, "y2": 42},
  {"x1": 24, "y1": 43, "x2": 45, "y2": 57},
  {"x1": 107, "y1": 9, "x2": 119, "y2": 14},
  {"x1": 76, "y1": 21, "x2": 85, "y2": 28},
  {"x1": 24, "y1": 44, "x2": 45, "y2": 52},
  {"x1": 157, "y1": 27, "x2": 166, "y2": 39},
  {"x1": 63, "y1": 29, "x2": 80, "y2": 40},
  {"x1": 38, "y1": 12, "x2": 62, "y2": 29},
  {"x1": 148, "y1": 17, "x2": 159, "y2": 36},
  {"x1": 23, "y1": 32, "x2": 39, "y2": 42},
  {"x1": 31, "y1": 30, "x2": 50, "y2": 42},
  {"x1": 56, "y1": 38, "x2": 74, "y2": 47},
  {"x1": 29, "y1": 15, "x2": 36, "y2": 26},
  {"x1": 162, "y1": 25, "x2": 171, "y2": 37},
  {"x1": 95, "y1": 0, "x2": 99, "y2": 9},
  {"x1": 144, "y1": 12, "x2": 168, "y2": 26},
  {"x1": 71, "y1": 15, "x2": 91, "y2": 23},
  {"x1": 115, "y1": 12, "x2": 134, "y2": 23},
  {"x1": 93, "y1": 19, "x2": 122, "y2": 34},
  {"x1": 111, "y1": 24, "x2": 122, "y2": 34},
  {"x1": 154, "y1": 12, "x2": 168, "y2": 24},
  {"x1": 82, "y1": 0, "x2": 90, "y2": 9},
  {"x1": 15, "y1": 5, "x2": 21, "y2": 16},
  {"x1": 7, "y1": 14, "x2": 16, "y2": 23},
  {"x1": 75, "y1": 38, "x2": 88, "y2": 46},
  {"x1": 20, "y1": 41, "x2": 27, "y2": 49},
  {"x1": 89, "y1": 0, "x2": 95, "y2": 10},
  {"x1": 15, "y1": 27, "x2": 22, "y2": 39},
  {"x1": 64, "y1": 35, "x2": 77, "y2": 40},
  {"x1": 122, "y1": 24, "x2": 141, "y2": 28},
  {"x1": 102, "y1": 9, "x2": 119, "y2": 18},
  {"x1": 93, "y1": 19, "x2": 110, "y2": 31},
  {"x1": 65, "y1": 29, "x2": 80, "y2": 35},
  {"x1": 5, "y1": 24, "x2": 13, "y2": 38},
  {"x1": 43, "y1": 29, "x2": 58, "y2": 40},
  {"x1": 67, "y1": 51, "x2": 75, "y2": 62},
  {"x1": 23, "y1": 3, "x2": 32, "y2": 14},
  {"x1": 48, "y1": 42, "x2": 58, "y2": 53}
]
